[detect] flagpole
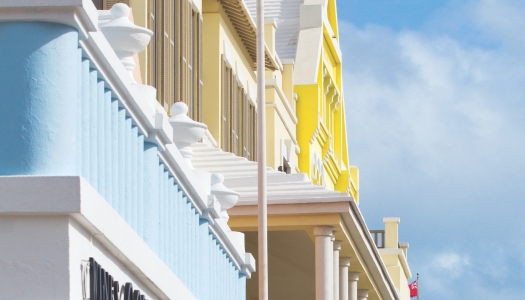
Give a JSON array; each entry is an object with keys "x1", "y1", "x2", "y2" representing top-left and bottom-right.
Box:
[
  {"x1": 417, "y1": 273, "x2": 420, "y2": 300},
  {"x1": 256, "y1": 0, "x2": 268, "y2": 299}
]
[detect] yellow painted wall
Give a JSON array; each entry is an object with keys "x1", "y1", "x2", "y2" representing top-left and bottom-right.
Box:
[
  {"x1": 202, "y1": 0, "x2": 298, "y2": 173},
  {"x1": 202, "y1": 0, "x2": 256, "y2": 144},
  {"x1": 202, "y1": 10, "x2": 222, "y2": 142},
  {"x1": 294, "y1": 0, "x2": 358, "y2": 199}
]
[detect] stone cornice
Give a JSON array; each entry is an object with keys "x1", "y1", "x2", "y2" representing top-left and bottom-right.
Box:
[{"x1": 377, "y1": 248, "x2": 412, "y2": 280}]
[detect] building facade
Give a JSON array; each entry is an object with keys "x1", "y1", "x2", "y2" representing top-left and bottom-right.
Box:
[
  {"x1": 0, "y1": 0, "x2": 413, "y2": 299},
  {"x1": 188, "y1": 0, "x2": 414, "y2": 300},
  {"x1": 0, "y1": 1, "x2": 254, "y2": 299}
]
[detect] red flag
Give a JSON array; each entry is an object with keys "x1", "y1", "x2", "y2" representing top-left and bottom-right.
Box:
[{"x1": 409, "y1": 280, "x2": 418, "y2": 298}]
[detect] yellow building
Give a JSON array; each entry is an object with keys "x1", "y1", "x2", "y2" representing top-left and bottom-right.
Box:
[
  {"x1": 94, "y1": 0, "x2": 413, "y2": 299},
  {"x1": 373, "y1": 218, "x2": 412, "y2": 300},
  {"x1": 97, "y1": 0, "x2": 205, "y2": 120},
  {"x1": 290, "y1": 0, "x2": 359, "y2": 199},
  {"x1": 191, "y1": 0, "x2": 413, "y2": 299}
]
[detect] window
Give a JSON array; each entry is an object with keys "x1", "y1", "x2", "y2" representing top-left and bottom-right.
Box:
[
  {"x1": 220, "y1": 58, "x2": 256, "y2": 161},
  {"x1": 146, "y1": 0, "x2": 202, "y2": 120},
  {"x1": 92, "y1": 0, "x2": 128, "y2": 10},
  {"x1": 94, "y1": 0, "x2": 202, "y2": 120}
]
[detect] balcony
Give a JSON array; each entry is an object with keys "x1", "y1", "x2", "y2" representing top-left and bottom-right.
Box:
[
  {"x1": 0, "y1": 2, "x2": 253, "y2": 299},
  {"x1": 370, "y1": 230, "x2": 385, "y2": 248}
]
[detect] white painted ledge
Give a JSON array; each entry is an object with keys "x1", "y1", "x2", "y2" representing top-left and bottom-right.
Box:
[
  {"x1": 377, "y1": 248, "x2": 412, "y2": 280},
  {"x1": 0, "y1": 176, "x2": 195, "y2": 300},
  {"x1": 383, "y1": 217, "x2": 401, "y2": 224}
]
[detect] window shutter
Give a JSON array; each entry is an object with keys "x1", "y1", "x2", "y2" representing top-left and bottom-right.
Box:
[
  {"x1": 156, "y1": 0, "x2": 164, "y2": 109},
  {"x1": 252, "y1": 105, "x2": 257, "y2": 161},
  {"x1": 168, "y1": 0, "x2": 175, "y2": 113},
  {"x1": 222, "y1": 65, "x2": 232, "y2": 152},
  {"x1": 197, "y1": 17, "x2": 203, "y2": 122},
  {"x1": 162, "y1": 0, "x2": 169, "y2": 111},
  {"x1": 103, "y1": 0, "x2": 128, "y2": 10},
  {"x1": 92, "y1": 0, "x2": 103, "y2": 9},
  {"x1": 147, "y1": 0, "x2": 157, "y2": 90}
]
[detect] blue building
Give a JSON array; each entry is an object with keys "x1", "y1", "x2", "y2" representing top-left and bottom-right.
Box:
[{"x1": 0, "y1": 1, "x2": 254, "y2": 299}]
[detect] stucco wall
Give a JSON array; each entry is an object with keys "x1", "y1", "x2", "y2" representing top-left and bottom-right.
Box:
[{"x1": 0, "y1": 216, "x2": 70, "y2": 299}]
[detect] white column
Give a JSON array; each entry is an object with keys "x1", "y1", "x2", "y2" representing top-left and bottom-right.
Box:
[
  {"x1": 339, "y1": 257, "x2": 350, "y2": 300},
  {"x1": 333, "y1": 240, "x2": 341, "y2": 300},
  {"x1": 348, "y1": 272, "x2": 359, "y2": 300},
  {"x1": 314, "y1": 226, "x2": 333, "y2": 300},
  {"x1": 357, "y1": 289, "x2": 368, "y2": 300}
]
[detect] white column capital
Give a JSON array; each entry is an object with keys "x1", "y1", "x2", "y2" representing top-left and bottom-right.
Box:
[
  {"x1": 334, "y1": 240, "x2": 342, "y2": 251},
  {"x1": 348, "y1": 272, "x2": 359, "y2": 281},
  {"x1": 357, "y1": 289, "x2": 369, "y2": 300},
  {"x1": 314, "y1": 226, "x2": 333, "y2": 236},
  {"x1": 340, "y1": 257, "x2": 350, "y2": 267}
]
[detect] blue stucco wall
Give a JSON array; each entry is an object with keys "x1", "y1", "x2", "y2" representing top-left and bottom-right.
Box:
[
  {"x1": 0, "y1": 22, "x2": 79, "y2": 175},
  {"x1": 0, "y1": 21, "x2": 245, "y2": 300}
]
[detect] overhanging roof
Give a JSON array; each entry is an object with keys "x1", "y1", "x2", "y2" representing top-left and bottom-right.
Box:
[
  {"x1": 191, "y1": 142, "x2": 402, "y2": 300},
  {"x1": 219, "y1": 0, "x2": 278, "y2": 70}
]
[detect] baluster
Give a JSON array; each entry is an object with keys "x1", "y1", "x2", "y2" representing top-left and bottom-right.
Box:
[
  {"x1": 137, "y1": 134, "x2": 145, "y2": 238},
  {"x1": 81, "y1": 59, "x2": 91, "y2": 181},
  {"x1": 104, "y1": 89, "x2": 112, "y2": 204},
  {"x1": 89, "y1": 69, "x2": 98, "y2": 189},
  {"x1": 184, "y1": 194, "x2": 189, "y2": 284},
  {"x1": 201, "y1": 218, "x2": 208, "y2": 299},
  {"x1": 111, "y1": 99, "x2": 119, "y2": 210},
  {"x1": 167, "y1": 177, "x2": 174, "y2": 270},
  {"x1": 191, "y1": 203, "x2": 197, "y2": 292},
  {"x1": 164, "y1": 171, "x2": 169, "y2": 263},
  {"x1": 176, "y1": 187, "x2": 183, "y2": 276},
  {"x1": 76, "y1": 49, "x2": 83, "y2": 174},
  {"x1": 117, "y1": 107, "x2": 126, "y2": 216},
  {"x1": 158, "y1": 163, "x2": 165, "y2": 260},
  {"x1": 131, "y1": 126, "x2": 138, "y2": 231},
  {"x1": 124, "y1": 116, "x2": 132, "y2": 223},
  {"x1": 143, "y1": 142, "x2": 159, "y2": 253},
  {"x1": 97, "y1": 79, "x2": 105, "y2": 198}
]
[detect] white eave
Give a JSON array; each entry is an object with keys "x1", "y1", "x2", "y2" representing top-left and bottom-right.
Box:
[
  {"x1": 219, "y1": 0, "x2": 278, "y2": 70},
  {"x1": 191, "y1": 142, "x2": 402, "y2": 300}
]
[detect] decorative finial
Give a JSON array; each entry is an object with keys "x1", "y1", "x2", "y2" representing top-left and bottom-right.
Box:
[
  {"x1": 99, "y1": 4, "x2": 153, "y2": 83},
  {"x1": 211, "y1": 173, "x2": 239, "y2": 220},
  {"x1": 169, "y1": 102, "x2": 207, "y2": 169},
  {"x1": 110, "y1": 3, "x2": 130, "y2": 19}
]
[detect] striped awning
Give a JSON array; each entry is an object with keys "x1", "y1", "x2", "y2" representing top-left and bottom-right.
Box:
[{"x1": 219, "y1": 0, "x2": 278, "y2": 70}]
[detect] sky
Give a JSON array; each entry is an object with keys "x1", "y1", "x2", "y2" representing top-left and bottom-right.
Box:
[{"x1": 337, "y1": 0, "x2": 525, "y2": 299}]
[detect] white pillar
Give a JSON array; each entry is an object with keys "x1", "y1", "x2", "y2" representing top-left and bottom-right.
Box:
[
  {"x1": 357, "y1": 289, "x2": 368, "y2": 300},
  {"x1": 348, "y1": 272, "x2": 359, "y2": 300},
  {"x1": 339, "y1": 257, "x2": 350, "y2": 300},
  {"x1": 333, "y1": 240, "x2": 341, "y2": 300},
  {"x1": 314, "y1": 226, "x2": 333, "y2": 300}
]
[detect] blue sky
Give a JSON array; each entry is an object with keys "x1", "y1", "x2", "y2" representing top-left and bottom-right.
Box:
[
  {"x1": 339, "y1": 0, "x2": 451, "y2": 30},
  {"x1": 337, "y1": 0, "x2": 525, "y2": 299}
]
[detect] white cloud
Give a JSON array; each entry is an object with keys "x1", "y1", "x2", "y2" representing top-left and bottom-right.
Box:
[
  {"x1": 420, "y1": 251, "x2": 471, "y2": 293},
  {"x1": 429, "y1": 252, "x2": 470, "y2": 278},
  {"x1": 418, "y1": 248, "x2": 525, "y2": 300},
  {"x1": 338, "y1": 0, "x2": 525, "y2": 299},
  {"x1": 470, "y1": 0, "x2": 525, "y2": 47},
  {"x1": 343, "y1": 24, "x2": 525, "y2": 178}
]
